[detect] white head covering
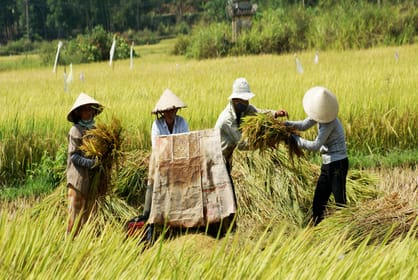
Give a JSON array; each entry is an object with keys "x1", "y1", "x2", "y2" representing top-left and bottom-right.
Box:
[
  {"x1": 67, "y1": 93, "x2": 103, "y2": 122},
  {"x1": 228, "y1": 77, "x2": 255, "y2": 100},
  {"x1": 152, "y1": 89, "x2": 187, "y2": 114},
  {"x1": 302, "y1": 86, "x2": 339, "y2": 123}
]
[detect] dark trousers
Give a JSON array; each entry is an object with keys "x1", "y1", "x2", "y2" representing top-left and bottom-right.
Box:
[
  {"x1": 313, "y1": 157, "x2": 348, "y2": 225},
  {"x1": 222, "y1": 158, "x2": 237, "y2": 234},
  {"x1": 225, "y1": 159, "x2": 238, "y2": 208}
]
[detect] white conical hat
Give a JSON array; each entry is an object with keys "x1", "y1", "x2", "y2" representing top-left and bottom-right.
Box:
[
  {"x1": 67, "y1": 93, "x2": 103, "y2": 122},
  {"x1": 152, "y1": 89, "x2": 187, "y2": 114},
  {"x1": 302, "y1": 86, "x2": 339, "y2": 123},
  {"x1": 228, "y1": 77, "x2": 255, "y2": 100}
]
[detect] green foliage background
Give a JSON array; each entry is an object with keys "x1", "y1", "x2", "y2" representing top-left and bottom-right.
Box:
[{"x1": 175, "y1": 3, "x2": 417, "y2": 59}]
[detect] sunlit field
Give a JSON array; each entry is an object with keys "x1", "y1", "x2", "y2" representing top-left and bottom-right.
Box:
[
  {"x1": 1, "y1": 41, "x2": 417, "y2": 153},
  {"x1": 0, "y1": 41, "x2": 417, "y2": 279}
]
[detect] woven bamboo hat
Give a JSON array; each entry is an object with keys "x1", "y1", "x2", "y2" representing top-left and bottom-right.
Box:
[
  {"x1": 228, "y1": 77, "x2": 255, "y2": 100},
  {"x1": 152, "y1": 89, "x2": 187, "y2": 114},
  {"x1": 302, "y1": 86, "x2": 339, "y2": 123},
  {"x1": 67, "y1": 93, "x2": 103, "y2": 122}
]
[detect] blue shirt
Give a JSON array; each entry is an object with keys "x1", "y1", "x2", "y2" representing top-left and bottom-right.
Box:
[
  {"x1": 151, "y1": 115, "x2": 189, "y2": 148},
  {"x1": 286, "y1": 117, "x2": 347, "y2": 164}
]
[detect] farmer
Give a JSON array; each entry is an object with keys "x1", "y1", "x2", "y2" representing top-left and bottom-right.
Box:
[
  {"x1": 142, "y1": 89, "x2": 189, "y2": 220},
  {"x1": 215, "y1": 77, "x2": 288, "y2": 208},
  {"x1": 150, "y1": 88, "x2": 189, "y2": 148},
  {"x1": 66, "y1": 93, "x2": 103, "y2": 235},
  {"x1": 285, "y1": 86, "x2": 348, "y2": 226}
]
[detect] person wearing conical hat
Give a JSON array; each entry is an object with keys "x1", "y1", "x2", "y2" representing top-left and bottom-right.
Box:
[
  {"x1": 285, "y1": 86, "x2": 348, "y2": 226},
  {"x1": 215, "y1": 77, "x2": 288, "y2": 230},
  {"x1": 66, "y1": 93, "x2": 103, "y2": 236},
  {"x1": 139, "y1": 89, "x2": 189, "y2": 225},
  {"x1": 150, "y1": 88, "x2": 189, "y2": 148}
]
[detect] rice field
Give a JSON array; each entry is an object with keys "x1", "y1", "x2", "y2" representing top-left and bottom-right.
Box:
[
  {"x1": 1, "y1": 41, "x2": 417, "y2": 153},
  {"x1": 0, "y1": 41, "x2": 417, "y2": 279}
]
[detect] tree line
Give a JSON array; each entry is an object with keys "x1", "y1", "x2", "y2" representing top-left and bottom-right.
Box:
[
  {"x1": 1, "y1": 0, "x2": 208, "y2": 43},
  {"x1": 0, "y1": 0, "x2": 412, "y2": 44}
]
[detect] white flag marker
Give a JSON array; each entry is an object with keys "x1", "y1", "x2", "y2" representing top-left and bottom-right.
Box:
[
  {"x1": 314, "y1": 51, "x2": 319, "y2": 64},
  {"x1": 66, "y1": 63, "x2": 73, "y2": 84},
  {"x1": 109, "y1": 35, "x2": 116, "y2": 66},
  {"x1": 130, "y1": 41, "x2": 134, "y2": 70},
  {"x1": 53, "y1": 41, "x2": 63, "y2": 73},
  {"x1": 63, "y1": 68, "x2": 67, "y2": 92},
  {"x1": 295, "y1": 54, "x2": 304, "y2": 74}
]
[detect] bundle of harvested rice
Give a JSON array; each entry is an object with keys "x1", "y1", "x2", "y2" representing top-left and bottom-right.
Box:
[
  {"x1": 114, "y1": 149, "x2": 151, "y2": 207},
  {"x1": 80, "y1": 117, "x2": 123, "y2": 197},
  {"x1": 240, "y1": 113, "x2": 303, "y2": 160},
  {"x1": 316, "y1": 192, "x2": 418, "y2": 245},
  {"x1": 31, "y1": 185, "x2": 137, "y2": 233},
  {"x1": 232, "y1": 149, "x2": 380, "y2": 230}
]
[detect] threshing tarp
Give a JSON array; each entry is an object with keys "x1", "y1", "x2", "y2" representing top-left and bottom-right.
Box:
[{"x1": 148, "y1": 129, "x2": 236, "y2": 227}]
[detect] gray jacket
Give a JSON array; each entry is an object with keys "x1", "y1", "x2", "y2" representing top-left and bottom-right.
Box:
[
  {"x1": 66, "y1": 124, "x2": 94, "y2": 196},
  {"x1": 215, "y1": 102, "x2": 257, "y2": 165},
  {"x1": 286, "y1": 117, "x2": 347, "y2": 164},
  {"x1": 215, "y1": 101, "x2": 274, "y2": 165}
]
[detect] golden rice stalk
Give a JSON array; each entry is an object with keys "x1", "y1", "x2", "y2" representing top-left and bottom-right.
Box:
[
  {"x1": 316, "y1": 192, "x2": 418, "y2": 245},
  {"x1": 80, "y1": 116, "x2": 124, "y2": 198},
  {"x1": 240, "y1": 113, "x2": 303, "y2": 161},
  {"x1": 113, "y1": 149, "x2": 151, "y2": 207},
  {"x1": 81, "y1": 117, "x2": 123, "y2": 162},
  {"x1": 31, "y1": 185, "x2": 137, "y2": 232},
  {"x1": 233, "y1": 149, "x2": 381, "y2": 229}
]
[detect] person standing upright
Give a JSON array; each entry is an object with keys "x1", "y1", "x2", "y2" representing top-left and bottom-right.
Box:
[
  {"x1": 66, "y1": 93, "x2": 103, "y2": 236},
  {"x1": 215, "y1": 77, "x2": 287, "y2": 208}
]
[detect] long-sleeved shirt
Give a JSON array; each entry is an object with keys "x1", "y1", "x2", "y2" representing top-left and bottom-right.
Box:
[
  {"x1": 215, "y1": 102, "x2": 273, "y2": 164},
  {"x1": 151, "y1": 115, "x2": 189, "y2": 147},
  {"x1": 67, "y1": 124, "x2": 96, "y2": 196},
  {"x1": 286, "y1": 117, "x2": 347, "y2": 164}
]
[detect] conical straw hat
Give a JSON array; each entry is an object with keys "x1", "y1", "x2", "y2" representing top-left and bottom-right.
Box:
[
  {"x1": 152, "y1": 89, "x2": 187, "y2": 114},
  {"x1": 67, "y1": 93, "x2": 103, "y2": 122},
  {"x1": 302, "y1": 86, "x2": 338, "y2": 123}
]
